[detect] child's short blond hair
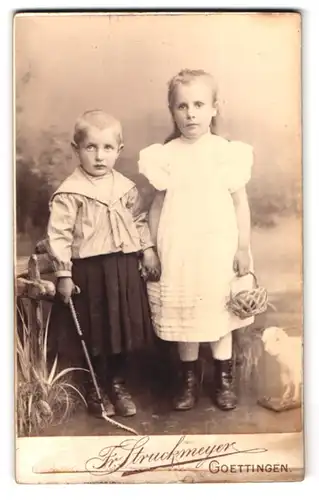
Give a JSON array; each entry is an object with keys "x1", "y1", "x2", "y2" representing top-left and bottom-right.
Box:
[{"x1": 73, "y1": 109, "x2": 123, "y2": 146}]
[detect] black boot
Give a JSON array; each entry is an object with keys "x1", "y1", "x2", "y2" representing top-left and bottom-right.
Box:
[
  {"x1": 85, "y1": 382, "x2": 115, "y2": 418},
  {"x1": 85, "y1": 355, "x2": 115, "y2": 418},
  {"x1": 110, "y1": 377, "x2": 137, "y2": 417},
  {"x1": 214, "y1": 359, "x2": 237, "y2": 411},
  {"x1": 108, "y1": 353, "x2": 137, "y2": 417},
  {"x1": 174, "y1": 361, "x2": 199, "y2": 411}
]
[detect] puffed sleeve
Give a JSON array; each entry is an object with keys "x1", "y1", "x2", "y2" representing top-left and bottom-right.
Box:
[
  {"x1": 226, "y1": 141, "x2": 254, "y2": 194},
  {"x1": 138, "y1": 143, "x2": 171, "y2": 191}
]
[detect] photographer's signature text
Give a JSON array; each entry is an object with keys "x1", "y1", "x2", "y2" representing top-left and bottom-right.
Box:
[{"x1": 85, "y1": 436, "x2": 270, "y2": 477}]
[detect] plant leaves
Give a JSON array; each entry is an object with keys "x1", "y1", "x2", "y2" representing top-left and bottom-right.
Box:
[
  {"x1": 52, "y1": 367, "x2": 88, "y2": 385},
  {"x1": 39, "y1": 399, "x2": 53, "y2": 417},
  {"x1": 47, "y1": 356, "x2": 58, "y2": 385},
  {"x1": 43, "y1": 307, "x2": 52, "y2": 365},
  {"x1": 62, "y1": 382, "x2": 87, "y2": 408}
]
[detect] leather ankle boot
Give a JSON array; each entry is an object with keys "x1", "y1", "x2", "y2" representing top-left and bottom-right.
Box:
[
  {"x1": 214, "y1": 359, "x2": 237, "y2": 411},
  {"x1": 174, "y1": 361, "x2": 199, "y2": 411},
  {"x1": 111, "y1": 377, "x2": 137, "y2": 417},
  {"x1": 85, "y1": 355, "x2": 115, "y2": 418},
  {"x1": 85, "y1": 382, "x2": 115, "y2": 418}
]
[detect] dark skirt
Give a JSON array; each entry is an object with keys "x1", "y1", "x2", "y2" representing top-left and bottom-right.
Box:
[{"x1": 48, "y1": 252, "x2": 154, "y2": 369}]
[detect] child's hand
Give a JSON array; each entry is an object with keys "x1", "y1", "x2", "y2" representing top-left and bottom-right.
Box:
[
  {"x1": 233, "y1": 248, "x2": 250, "y2": 277},
  {"x1": 142, "y1": 248, "x2": 161, "y2": 282},
  {"x1": 57, "y1": 277, "x2": 76, "y2": 304},
  {"x1": 34, "y1": 238, "x2": 48, "y2": 254}
]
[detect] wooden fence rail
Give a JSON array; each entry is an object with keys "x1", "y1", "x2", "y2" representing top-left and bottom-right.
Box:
[{"x1": 16, "y1": 253, "x2": 56, "y2": 362}]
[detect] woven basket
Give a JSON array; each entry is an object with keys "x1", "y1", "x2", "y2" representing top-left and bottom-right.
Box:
[{"x1": 227, "y1": 271, "x2": 268, "y2": 320}]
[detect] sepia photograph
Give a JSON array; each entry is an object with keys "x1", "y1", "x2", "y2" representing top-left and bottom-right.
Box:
[{"x1": 14, "y1": 11, "x2": 303, "y2": 483}]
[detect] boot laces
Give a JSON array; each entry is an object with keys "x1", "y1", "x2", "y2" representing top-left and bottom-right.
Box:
[{"x1": 112, "y1": 379, "x2": 132, "y2": 400}]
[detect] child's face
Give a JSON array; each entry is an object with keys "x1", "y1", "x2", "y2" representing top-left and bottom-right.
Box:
[
  {"x1": 74, "y1": 126, "x2": 123, "y2": 177},
  {"x1": 171, "y1": 80, "x2": 217, "y2": 140}
]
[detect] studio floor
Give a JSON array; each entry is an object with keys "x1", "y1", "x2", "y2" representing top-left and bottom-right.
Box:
[{"x1": 38, "y1": 286, "x2": 302, "y2": 438}]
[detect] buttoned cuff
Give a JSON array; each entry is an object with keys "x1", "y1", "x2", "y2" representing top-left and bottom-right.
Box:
[
  {"x1": 141, "y1": 242, "x2": 155, "y2": 252},
  {"x1": 55, "y1": 270, "x2": 72, "y2": 278}
]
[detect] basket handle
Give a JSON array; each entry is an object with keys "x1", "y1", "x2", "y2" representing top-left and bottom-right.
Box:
[{"x1": 229, "y1": 271, "x2": 258, "y2": 299}]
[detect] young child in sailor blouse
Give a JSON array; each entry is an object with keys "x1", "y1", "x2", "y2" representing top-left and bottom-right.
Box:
[
  {"x1": 45, "y1": 110, "x2": 160, "y2": 418},
  {"x1": 138, "y1": 69, "x2": 255, "y2": 412}
]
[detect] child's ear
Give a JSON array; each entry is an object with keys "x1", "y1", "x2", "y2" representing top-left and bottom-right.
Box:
[
  {"x1": 211, "y1": 99, "x2": 220, "y2": 118},
  {"x1": 71, "y1": 141, "x2": 79, "y2": 156},
  {"x1": 118, "y1": 143, "x2": 124, "y2": 154}
]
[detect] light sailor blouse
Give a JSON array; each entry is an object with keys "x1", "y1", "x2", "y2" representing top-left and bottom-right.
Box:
[{"x1": 46, "y1": 166, "x2": 154, "y2": 278}]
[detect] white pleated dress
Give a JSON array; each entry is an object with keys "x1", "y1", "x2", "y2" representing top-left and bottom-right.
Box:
[{"x1": 139, "y1": 132, "x2": 255, "y2": 343}]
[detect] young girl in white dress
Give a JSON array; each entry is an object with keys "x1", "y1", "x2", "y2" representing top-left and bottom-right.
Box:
[{"x1": 139, "y1": 69, "x2": 255, "y2": 412}]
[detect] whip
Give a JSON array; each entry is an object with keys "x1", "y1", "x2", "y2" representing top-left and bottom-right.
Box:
[{"x1": 68, "y1": 292, "x2": 139, "y2": 436}]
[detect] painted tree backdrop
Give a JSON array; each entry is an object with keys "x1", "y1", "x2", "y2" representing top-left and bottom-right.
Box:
[{"x1": 15, "y1": 13, "x2": 302, "y2": 254}]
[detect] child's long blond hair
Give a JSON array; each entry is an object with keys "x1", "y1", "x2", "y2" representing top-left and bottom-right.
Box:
[{"x1": 165, "y1": 69, "x2": 219, "y2": 144}]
